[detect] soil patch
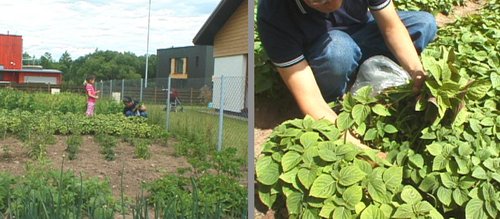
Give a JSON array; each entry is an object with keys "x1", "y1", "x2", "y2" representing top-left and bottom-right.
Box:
[
  {"x1": 435, "y1": 0, "x2": 486, "y2": 26},
  {"x1": 0, "y1": 135, "x2": 191, "y2": 199}
]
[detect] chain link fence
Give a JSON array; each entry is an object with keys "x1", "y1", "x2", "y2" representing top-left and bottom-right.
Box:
[{"x1": 96, "y1": 76, "x2": 248, "y2": 158}]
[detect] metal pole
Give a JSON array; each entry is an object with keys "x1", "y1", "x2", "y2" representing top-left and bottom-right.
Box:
[
  {"x1": 100, "y1": 80, "x2": 104, "y2": 97},
  {"x1": 166, "y1": 76, "x2": 172, "y2": 131},
  {"x1": 121, "y1": 79, "x2": 124, "y2": 100},
  {"x1": 217, "y1": 75, "x2": 224, "y2": 152},
  {"x1": 140, "y1": 78, "x2": 144, "y2": 102},
  {"x1": 110, "y1": 79, "x2": 113, "y2": 98},
  {"x1": 144, "y1": 0, "x2": 151, "y2": 88}
]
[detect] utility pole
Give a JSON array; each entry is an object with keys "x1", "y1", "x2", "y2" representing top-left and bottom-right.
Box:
[{"x1": 144, "y1": 0, "x2": 151, "y2": 88}]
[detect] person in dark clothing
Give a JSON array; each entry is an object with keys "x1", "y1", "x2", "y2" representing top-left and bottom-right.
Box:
[{"x1": 122, "y1": 96, "x2": 147, "y2": 117}]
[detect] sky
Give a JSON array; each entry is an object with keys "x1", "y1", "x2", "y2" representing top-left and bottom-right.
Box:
[{"x1": 0, "y1": 0, "x2": 220, "y2": 60}]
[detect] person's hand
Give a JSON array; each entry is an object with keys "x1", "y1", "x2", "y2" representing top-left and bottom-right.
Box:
[
  {"x1": 411, "y1": 70, "x2": 426, "y2": 94},
  {"x1": 96, "y1": 90, "x2": 101, "y2": 93}
]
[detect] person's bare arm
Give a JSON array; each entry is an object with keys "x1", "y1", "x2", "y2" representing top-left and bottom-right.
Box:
[
  {"x1": 277, "y1": 60, "x2": 337, "y2": 122},
  {"x1": 371, "y1": 2, "x2": 426, "y2": 92},
  {"x1": 277, "y1": 60, "x2": 371, "y2": 149}
]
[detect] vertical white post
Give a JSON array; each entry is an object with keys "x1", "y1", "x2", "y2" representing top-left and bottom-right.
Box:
[
  {"x1": 217, "y1": 75, "x2": 224, "y2": 152},
  {"x1": 121, "y1": 79, "x2": 125, "y2": 100},
  {"x1": 144, "y1": 0, "x2": 151, "y2": 88},
  {"x1": 140, "y1": 78, "x2": 143, "y2": 102},
  {"x1": 100, "y1": 80, "x2": 104, "y2": 97},
  {"x1": 166, "y1": 76, "x2": 172, "y2": 131}
]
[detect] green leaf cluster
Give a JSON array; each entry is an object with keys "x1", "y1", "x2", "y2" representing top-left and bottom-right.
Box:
[{"x1": 256, "y1": 116, "x2": 442, "y2": 218}]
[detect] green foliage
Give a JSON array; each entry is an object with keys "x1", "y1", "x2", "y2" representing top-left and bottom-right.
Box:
[
  {"x1": 95, "y1": 134, "x2": 118, "y2": 161},
  {"x1": 145, "y1": 174, "x2": 247, "y2": 218},
  {"x1": 423, "y1": 2, "x2": 500, "y2": 106},
  {"x1": 0, "y1": 168, "x2": 117, "y2": 218},
  {"x1": 142, "y1": 137, "x2": 246, "y2": 218},
  {"x1": 394, "y1": 0, "x2": 465, "y2": 14},
  {"x1": 0, "y1": 109, "x2": 165, "y2": 139},
  {"x1": 66, "y1": 135, "x2": 83, "y2": 160},
  {"x1": 256, "y1": 116, "x2": 442, "y2": 218},
  {"x1": 23, "y1": 50, "x2": 157, "y2": 84},
  {"x1": 131, "y1": 138, "x2": 152, "y2": 160},
  {"x1": 0, "y1": 88, "x2": 122, "y2": 114},
  {"x1": 257, "y1": 39, "x2": 499, "y2": 218}
]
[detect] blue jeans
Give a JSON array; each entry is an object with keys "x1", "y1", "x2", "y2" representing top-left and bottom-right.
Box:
[
  {"x1": 125, "y1": 110, "x2": 148, "y2": 118},
  {"x1": 305, "y1": 11, "x2": 437, "y2": 102}
]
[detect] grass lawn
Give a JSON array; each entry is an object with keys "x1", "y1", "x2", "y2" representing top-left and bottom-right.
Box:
[{"x1": 146, "y1": 104, "x2": 248, "y2": 160}]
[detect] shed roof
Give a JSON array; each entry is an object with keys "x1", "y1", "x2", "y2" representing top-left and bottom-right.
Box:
[
  {"x1": 192, "y1": 0, "x2": 244, "y2": 45},
  {"x1": 0, "y1": 69, "x2": 62, "y2": 74}
]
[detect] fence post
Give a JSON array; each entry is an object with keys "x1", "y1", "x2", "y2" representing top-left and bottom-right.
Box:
[
  {"x1": 100, "y1": 81, "x2": 104, "y2": 97},
  {"x1": 140, "y1": 78, "x2": 143, "y2": 102},
  {"x1": 217, "y1": 75, "x2": 224, "y2": 152},
  {"x1": 121, "y1": 79, "x2": 124, "y2": 100},
  {"x1": 166, "y1": 76, "x2": 172, "y2": 131},
  {"x1": 110, "y1": 79, "x2": 113, "y2": 97},
  {"x1": 190, "y1": 88, "x2": 193, "y2": 105}
]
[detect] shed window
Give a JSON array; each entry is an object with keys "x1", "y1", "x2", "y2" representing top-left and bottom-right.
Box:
[
  {"x1": 170, "y1": 57, "x2": 188, "y2": 79},
  {"x1": 170, "y1": 58, "x2": 187, "y2": 74}
]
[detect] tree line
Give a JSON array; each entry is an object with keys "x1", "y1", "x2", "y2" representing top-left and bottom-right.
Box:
[{"x1": 23, "y1": 50, "x2": 157, "y2": 86}]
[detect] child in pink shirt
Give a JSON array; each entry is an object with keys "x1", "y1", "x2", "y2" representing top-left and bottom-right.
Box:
[{"x1": 85, "y1": 75, "x2": 99, "y2": 116}]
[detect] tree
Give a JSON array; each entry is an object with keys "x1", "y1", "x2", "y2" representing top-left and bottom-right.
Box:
[{"x1": 40, "y1": 52, "x2": 54, "y2": 69}]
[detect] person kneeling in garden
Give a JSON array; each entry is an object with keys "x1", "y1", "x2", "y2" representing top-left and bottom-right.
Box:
[
  {"x1": 122, "y1": 96, "x2": 147, "y2": 118},
  {"x1": 257, "y1": 0, "x2": 437, "y2": 152}
]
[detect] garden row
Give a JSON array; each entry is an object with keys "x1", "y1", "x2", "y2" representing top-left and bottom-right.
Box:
[
  {"x1": 0, "y1": 159, "x2": 247, "y2": 219},
  {"x1": 256, "y1": 1, "x2": 499, "y2": 218},
  {"x1": 0, "y1": 111, "x2": 247, "y2": 218},
  {"x1": 0, "y1": 88, "x2": 248, "y2": 218},
  {"x1": 0, "y1": 89, "x2": 122, "y2": 114}
]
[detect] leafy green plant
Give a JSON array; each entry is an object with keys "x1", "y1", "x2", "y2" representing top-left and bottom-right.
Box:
[
  {"x1": 0, "y1": 109, "x2": 165, "y2": 139},
  {"x1": 132, "y1": 138, "x2": 152, "y2": 160},
  {"x1": 0, "y1": 88, "x2": 122, "y2": 114},
  {"x1": 393, "y1": 0, "x2": 464, "y2": 14},
  {"x1": 95, "y1": 134, "x2": 117, "y2": 161},
  {"x1": 213, "y1": 147, "x2": 245, "y2": 178},
  {"x1": 144, "y1": 173, "x2": 246, "y2": 218},
  {"x1": 66, "y1": 135, "x2": 83, "y2": 160},
  {"x1": 1, "y1": 166, "x2": 118, "y2": 218},
  {"x1": 24, "y1": 131, "x2": 51, "y2": 160}
]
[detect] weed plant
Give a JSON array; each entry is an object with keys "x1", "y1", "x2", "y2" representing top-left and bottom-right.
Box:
[
  {"x1": 95, "y1": 134, "x2": 117, "y2": 161},
  {"x1": 132, "y1": 138, "x2": 152, "y2": 160},
  {"x1": 66, "y1": 135, "x2": 83, "y2": 160}
]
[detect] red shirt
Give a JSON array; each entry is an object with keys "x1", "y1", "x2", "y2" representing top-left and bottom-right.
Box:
[{"x1": 85, "y1": 83, "x2": 97, "y2": 103}]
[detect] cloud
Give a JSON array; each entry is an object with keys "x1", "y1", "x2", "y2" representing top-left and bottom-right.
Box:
[{"x1": 0, "y1": 0, "x2": 220, "y2": 59}]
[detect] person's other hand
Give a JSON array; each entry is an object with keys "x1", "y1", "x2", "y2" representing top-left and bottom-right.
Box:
[{"x1": 411, "y1": 70, "x2": 426, "y2": 93}]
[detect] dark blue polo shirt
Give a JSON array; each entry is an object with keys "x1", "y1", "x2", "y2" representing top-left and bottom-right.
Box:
[{"x1": 257, "y1": 0, "x2": 391, "y2": 68}]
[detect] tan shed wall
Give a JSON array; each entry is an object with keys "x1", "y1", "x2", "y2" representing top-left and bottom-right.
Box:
[{"x1": 213, "y1": 0, "x2": 248, "y2": 57}]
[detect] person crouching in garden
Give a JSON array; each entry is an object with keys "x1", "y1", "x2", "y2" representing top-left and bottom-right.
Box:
[
  {"x1": 122, "y1": 96, "x2": 147, "y2": 118},
  {"x1": 84, "y1": 75, "x2": 100, "y2": 117}
]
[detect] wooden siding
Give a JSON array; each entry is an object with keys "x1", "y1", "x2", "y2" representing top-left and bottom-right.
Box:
[{"x1": 213, "y1": 0, "x2": 248, "y2": 57}]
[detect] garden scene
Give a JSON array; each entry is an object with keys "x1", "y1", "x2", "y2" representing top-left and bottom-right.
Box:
[
  {"x1": 0, "y1": 88, "x2": 247, "y2": 218},
  {"x1": 255, "y1": 0, "x2": 499, "y2": 218}
]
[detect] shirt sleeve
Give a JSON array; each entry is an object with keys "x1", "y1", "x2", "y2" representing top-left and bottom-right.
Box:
[
  {"x1": 85, "y1": 84, "x2": 93, "y2": 94},
  {"x1": 368, "y1": 0, "x2": 391, "y2": 11},
  {"x1": 257, "y1": 1, "x2": 305, "y2": 68}
]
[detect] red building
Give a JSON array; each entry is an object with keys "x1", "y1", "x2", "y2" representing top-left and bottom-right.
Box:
[{"x1": 0, "y1": 34, "x2": 62, "y2": 84}]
